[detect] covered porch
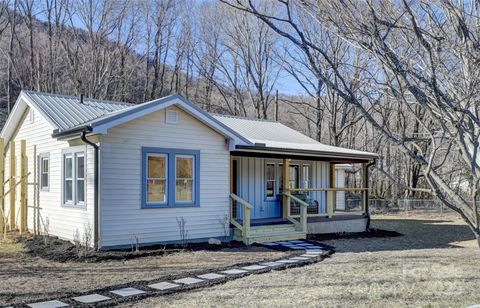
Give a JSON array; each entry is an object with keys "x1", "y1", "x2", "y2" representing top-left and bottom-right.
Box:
[{"x1": 229, "y1": 149, "x2": 374, "y2": 245}]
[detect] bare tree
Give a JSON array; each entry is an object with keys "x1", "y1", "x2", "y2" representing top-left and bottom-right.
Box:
[{"x1": 223, "y1": 0, "x2": 480, "y2": 244}]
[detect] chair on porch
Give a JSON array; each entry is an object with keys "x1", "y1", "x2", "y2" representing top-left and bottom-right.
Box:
[{"x1": 277, "y1": 192, "x2": 319, "y2": 216}]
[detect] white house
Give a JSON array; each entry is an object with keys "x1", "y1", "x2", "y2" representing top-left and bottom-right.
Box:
[{"x1": 1, "y1": 91, "x2": 377, "y2": 249}]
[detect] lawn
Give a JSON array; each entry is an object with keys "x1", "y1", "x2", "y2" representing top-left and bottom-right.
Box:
[
  {"x1": 0, "y1": 235, "x2": 292, "y2": 306},
  {"x1": 127, "y1": 212, "x2": 480, "y2": 307}
]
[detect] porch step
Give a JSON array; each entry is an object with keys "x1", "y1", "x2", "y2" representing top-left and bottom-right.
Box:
[
  {"x1": 247, "y1": 224, "x2": 297, "y2": 235},
  {"x1": 233, "y1": 223, "x2": 306, "y2": 245},
  {"x1": 243, "y1": 231, "x2": 306, "y2": 245}
]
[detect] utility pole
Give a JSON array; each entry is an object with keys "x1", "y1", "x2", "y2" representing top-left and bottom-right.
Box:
[{"x1": 275, "y1": 89, "x2": 279, "y2": 121}]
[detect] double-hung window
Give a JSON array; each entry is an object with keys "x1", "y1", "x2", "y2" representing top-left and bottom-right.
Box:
[
  {"x1": 63, "y1": 149, "x2": 85, "y2": 206},
  {"x1": 39, "y1": 153, "x2": 50, "y2": 191},
  {"x1": 146, "y1": 154, "x2": 167, "y2": 203},
  {"x1": 265, "y1": 163, "x2": 276, "y2": 199},
  {"x1": 142, "y1": 148, "x2": 199, "y2": 208}
]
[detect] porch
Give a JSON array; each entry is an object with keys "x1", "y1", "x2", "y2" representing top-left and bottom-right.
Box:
[{"x1": 229, "y1": 155, "x2": 372, "y2": 245}]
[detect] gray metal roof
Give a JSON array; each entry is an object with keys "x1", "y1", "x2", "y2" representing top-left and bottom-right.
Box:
[
  {"x1": 18, "y1": 90, "x2": 376, "y2": 159},
  {"x1": 22, "y1": 90, "x2": 134, "y2": 132},
  {"x1": 212, "y1": 114, "x2": 378, "y2": 159}
]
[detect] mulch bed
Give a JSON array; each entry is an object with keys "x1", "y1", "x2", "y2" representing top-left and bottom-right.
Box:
[
  {"x1": 307, "y1": 228, "x2": 402, "y2": 241},
  {"x1": 22, "y1": 235, "x2": 247, "y2": 263}
]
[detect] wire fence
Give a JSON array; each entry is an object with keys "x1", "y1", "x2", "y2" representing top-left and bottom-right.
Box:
[{"x1": 369, "y1": 198, "x2": 453, "y2": 214}]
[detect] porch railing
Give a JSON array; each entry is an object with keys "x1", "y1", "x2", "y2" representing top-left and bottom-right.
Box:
[
  {"x1": 283, "y1": 193, "x2": 307, "y2": 233},
  {"x1": 289, "y1": 188, "x2": 369, "y2": 217},
  {"x1": 230, "y1": 193, "x2": 252, "y2": 242}
]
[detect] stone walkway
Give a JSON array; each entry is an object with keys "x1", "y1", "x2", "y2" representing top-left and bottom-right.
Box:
[{"x1": 22, "y1": 240, "x2": 332, "y2": 308}]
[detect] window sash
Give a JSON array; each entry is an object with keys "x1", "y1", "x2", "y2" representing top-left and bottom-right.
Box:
[
  {"x1": 40, "y1": 156, "x2": 49, "y2": 189},
  {"x1": 175, "y1": 155, "x2": 194, "y2": 203},
  {"x1": 265, "y1": 163, "x2": 276, "y2": 198},
  {"x1": 146, "y1": 154, "x2": 167, "y2": 204},
  {"x1": 75, "y1": 154, "x2": 85, "y2": 204},
  {"x1": 63, "y1": 151, "x2": 84, "y2": 206}
]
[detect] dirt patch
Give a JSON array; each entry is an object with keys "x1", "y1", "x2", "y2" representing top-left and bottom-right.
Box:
[
  {"x1": 306, "y1": 228, "x2": 402, "y2": 242},
  {"x1": 23, "y1": 235, "x2": 246, "y2": 263},
  {"x1": 0, "y1": 233, "x2": 295, "y2": 306}
]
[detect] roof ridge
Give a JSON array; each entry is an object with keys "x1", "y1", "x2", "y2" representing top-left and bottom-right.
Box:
[
  {"x1": 22, "y1": 90, "x2": 135, "y2": 106},
  {"x1": 210, "y1": 113, "x2": 278, "y2": 123}
]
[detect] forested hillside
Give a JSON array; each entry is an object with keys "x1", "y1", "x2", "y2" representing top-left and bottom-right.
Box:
[{"x1": 0, "y1": 0, "x2": 464, "y2": 205}]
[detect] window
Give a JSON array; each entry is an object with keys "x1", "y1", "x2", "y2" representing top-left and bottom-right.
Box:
[
  {"x1": 278, "y1": 164, "x2": 300, "y2": 193},
  {"x1": 63, "y1": 150, "x2": 85, "y2": 206},
  {"x1": 142, "y1": 148, "x2": 199, "y2": 208},
  {"x1": 265, "y1": 163, "x2": 275, "y2": 198},
  {"x1": 176, "y1": 155, "x2": 194, "y2": 202},
  {"x1": 39, "y1": 153, "x2": 49, "y2": 191},
  {"x1": 289, "y1": 165, "x2": 299, "y2": 189},
  {"x1": 302, "y1": 165, "x2": 311, "y2": 189},
  {"x1": 146, "y1": 154, "x2": 167, "y2": 203}
]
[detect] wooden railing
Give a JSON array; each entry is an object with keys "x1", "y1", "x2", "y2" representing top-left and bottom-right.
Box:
[
  {"x1": 290, "y1": 188, "x2": 369, "y2": 218},
  {"x1": 283, "y1": 193, "x2": 307, "y2": 233},
  {"x1": 230, "y1": 193, "x2": 253, "y2": 243}
]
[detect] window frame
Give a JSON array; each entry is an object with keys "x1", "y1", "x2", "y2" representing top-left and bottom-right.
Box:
[
  {"x1": 61, "y1": 147, "x2": 86, "y2": 208},
  {"x1": 175, "y1": 154, "x2": 195, "y2": 204},
  {"x1": 141, "y1": 147, "x2": 200, "y2": 208},
  {"x1": 38, "y1": 153, "x2": 50, "y2": 192},
  {"x1": 145, "y1": 153, "x2": 168, "y2": 205},
  {"x1": 264, "y1": 162, "x2": 277, "y2": 200}
]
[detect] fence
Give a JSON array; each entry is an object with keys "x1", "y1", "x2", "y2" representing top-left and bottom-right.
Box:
[{"x1": 369, "y1": 198, "x2": 452, "y2": 213}]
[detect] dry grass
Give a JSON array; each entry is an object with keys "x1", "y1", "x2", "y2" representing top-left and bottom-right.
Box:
[
  {"x1": 0, "y1": 236, "x2": 291, "y2": 306},
  {"x1": 128, "y1": 212, "x2": 480, "y2": 308}
]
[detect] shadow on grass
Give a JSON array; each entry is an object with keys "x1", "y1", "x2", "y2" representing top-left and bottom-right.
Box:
[{"x1": 329, "y1": 218, "x2": 476, "y2": 253}]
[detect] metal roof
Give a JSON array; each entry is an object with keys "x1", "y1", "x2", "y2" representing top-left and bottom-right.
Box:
[
  {"x1": 212, "y1": 114, "x2": 378, "y2": 159},
  {"x1": 21, "y1": 90, "x2": 134, "y2": 132},
  {"x1": 13, "y1": 91, "x2": 377, "y2": 160}
]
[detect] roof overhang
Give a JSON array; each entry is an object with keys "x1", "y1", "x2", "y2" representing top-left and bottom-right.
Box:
[
  {"x1": 0, "y1": 92, "x2": 57, "y2": 145},
  {"x1": 233, "y1": 145, "x2": 378, "y2": 163}
]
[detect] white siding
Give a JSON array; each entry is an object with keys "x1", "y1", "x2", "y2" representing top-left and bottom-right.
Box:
[
  {"x1": 99, "y1": 106, "x2": 230, "y2": 248},
  {"x1": 4, "y1": 103, "x2": 95, "y2": 242}
]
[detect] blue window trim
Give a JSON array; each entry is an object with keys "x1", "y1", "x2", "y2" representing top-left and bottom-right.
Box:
[{"x1": 141, "y1": 147, "x2": 200, "y2": 208}]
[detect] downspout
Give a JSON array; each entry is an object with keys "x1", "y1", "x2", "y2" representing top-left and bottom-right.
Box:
[
  {"x1": 80, "y1": 130, "x2": 99, "y2": 250},
  {"x1": 365, "y1": 159, "x2": 376, "y2": 232}
]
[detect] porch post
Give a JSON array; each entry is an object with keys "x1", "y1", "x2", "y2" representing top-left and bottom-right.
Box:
[
  {"x1": 362, "y1": 162, "x2": 368, "y2": 215},
  {"x1": 327, "y1": 163, "x2": 335, "y2": 218},
  {"x1": 282, "y1": 158, "x2": 290, "y2": 219}
]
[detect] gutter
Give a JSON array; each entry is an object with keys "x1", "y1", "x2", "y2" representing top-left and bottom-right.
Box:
[
  {"x1": 365, "y1": 159, "x2": 376, "y2": 232},
  {"x1": 80, "y1": 129, "x2": 100, "y2": 250}
]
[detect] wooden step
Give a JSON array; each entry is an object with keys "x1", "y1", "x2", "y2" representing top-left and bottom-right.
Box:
[
  {"x1": 248, "y1": 224, "x2": 296, "y2": 234},
  {"x1": 233, "y1": 226, "x2": 306, "y2": 245},
  {"x1": 243, "y1": 231, "x2": 306, "y2": 245}
]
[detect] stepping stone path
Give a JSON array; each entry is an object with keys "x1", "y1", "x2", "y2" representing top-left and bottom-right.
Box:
[
  {"x1": 241, "y1": 265, "x2": 267, "y2": 271},
  {"x1": 110, "y1": 287, "x2": 146, "y2": 297},
  {"x1": 221, "y1": 269, "x2": 249, "y2": 275},
  {"x1": 72, "y1": 294, "x2": 110, "y2": 304},
  {"x1": 19, "y1": 239, "x2": 331, "y2": 308},
  {"x1": 27, "y1": 300, "x2": 69, "y2": 308},
  {"x1": 260, "y1": 261, "x2": 283, "y2": 267},
  {"x1": 148, "y1": 281, "x2": 180, "y2": 291},
  {"x1": 197, "y1": 273, "x2": 226, "y2": 280},
  {"x1": 173, "y1": 277, "x2": 205, "y2": 285}
]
